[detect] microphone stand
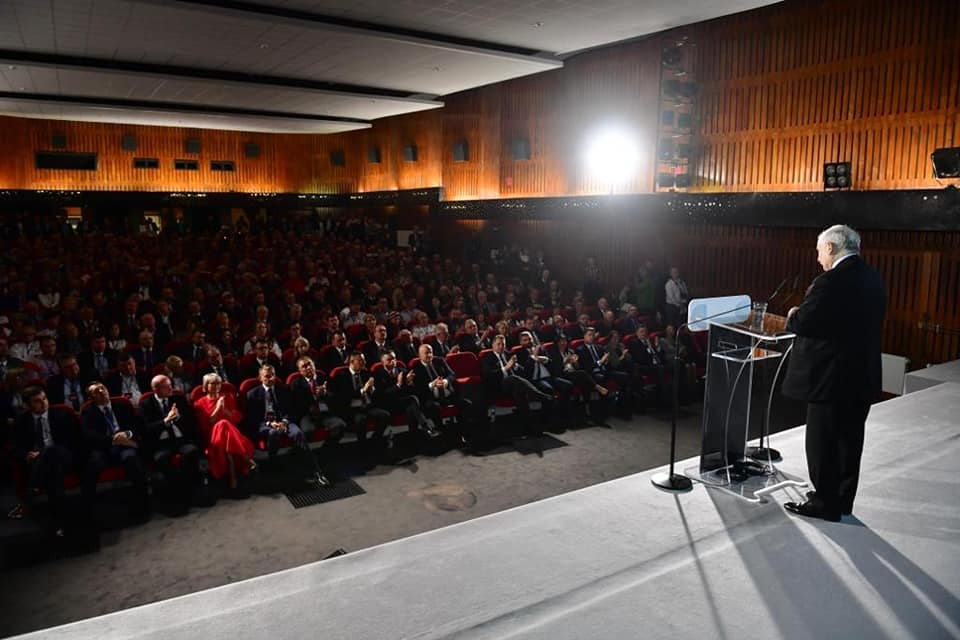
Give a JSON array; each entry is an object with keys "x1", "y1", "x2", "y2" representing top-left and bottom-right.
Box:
[
  {"x1": 651, "y1": 277, "x2": 789, "y2": 492},
  {"x1": 651, "y1": 301, "x2": 754, "y2": 492}
]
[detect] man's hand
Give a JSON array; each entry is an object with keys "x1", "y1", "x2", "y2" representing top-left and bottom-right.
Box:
[
  {"x1": 26, "y1": 450, "x2": 40, "y2": 461},
  {"x1": 450, "y1": 345, "x2": 461, "y2": 354},
  {"x1": 362, "y1": 377, "x2": 375, "y2": 393},
  {"x1": 113, "y1": 432, "x2": 137, "y2": 448},
  {"x1": 405, "y1": 370, "x2": 416, "y2": 384},
  {"x1": 599, "y1": 352, "x2": 610, "y2": 364},
  {"x1": 507, "y1": 355, "x2": 518, "y2": 369},
  {"x1": 164, "y1": 403, "x2": 179, "y2": 423}
]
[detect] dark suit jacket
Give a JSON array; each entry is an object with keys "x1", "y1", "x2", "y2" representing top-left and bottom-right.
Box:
[
  {"x1": 81, "y1": 401, "x2": 143, "y2": 452},
  {"x1": 431, "y1": 339, "x2": 455, "y2": 359},
  {"x1": 239, "y1": 355, "x2": 281, "y2": 382},
  {"x1": 361, "y1": 341, "x2": 391, "y2": 368},
  {"x1": 138, "y1": 393, "x2": 199, "y2": 448},
  {"x1": 628, "y1": 338, "x2": 665, "y2": 367},
  {"x1": 45, "y1": 375, "x2": 86, "y2": 407},
  {"x1": 132, "y1": 347, "x2": 165, "y2": 372},
  {"x1": 481, "y1": 350, "x2": 515, "y2": 394},
  {"x1": 197, "y1": 361, "x2": 240, "y2": 386},
  {"x1": 77, "y1": 348, "x2": 120, "y2": 382},
  {"x1": 392, "y1": 342, "x2": 418, "y2": 367},
  {"x1": 105, "y1": 371, "x2": 151, "y2": 399},
  {"x1": 290, "y1": 373, "x2": 331, "y2": 422},
  {"x1": 516, "y1": 346, "x2": 552, "y2": 381},
  {"x1": 178, "y1": 343, "x2": 208, "y2": 368},
  {"x1": 782, "y1": 255, "x2": 886, "y2": 404},
  {"x1": 372, "y1": 363, "x2": 415, "y2": 407},
  {"x1": 318, "y1": 346, "x2": 349, "y2": 375},
  {"x1": 576, "y1": 342, "x2": 606, "y2": 375},
  {"x1": 411, "y1": 357, "x2": 459, "y2": 404},
  {"x1": 244, "y1": 384, "x2": 295, "y2": 433},
  {"x1": 327, "y1": 367, "x2": 375, "y2": 416},
  {"x1": 456, "y1": 333, "x2": 489, "y2": 355},
  {"x1": 14, "y1": 407, "x2": 78, "y2": 459}
]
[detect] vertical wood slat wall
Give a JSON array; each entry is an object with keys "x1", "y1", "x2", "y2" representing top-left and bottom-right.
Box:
[
  {"x1": 689, "y1": 0, "x2": 960, "y2": 191},
  {"x1": 443, "y1": 220, "x2": 960, "y2": 365},
  {"x1": 4, "y1": 0, "x2": 953, "y2": 196}
]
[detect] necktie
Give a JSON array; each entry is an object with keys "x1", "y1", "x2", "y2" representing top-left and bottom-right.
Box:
[
  {"x1": 95, "y1": 352, "x2": 107, "y2": 371},
  {"x1": 161, "y1": 397, "x2": 169, "y2": 416},
  {"x1": 426, "y1": 360, "x2": 438, "y2": 380},
  {"x1": 353, "y1": 372, "x2": 360, "y2": 392},
  {"x1": 144, "y1": 350, "x2": 153, "y2": 370},
  {"x1": 269, "y1": 388, "x2": 278, "y2": 410},
  {"x1": 104, "y1": 406, "x2": 119, "y2": 433}
]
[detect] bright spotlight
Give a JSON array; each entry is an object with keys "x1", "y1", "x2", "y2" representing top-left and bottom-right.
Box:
[{"x1": 586, "y1": 128, "x2": 639, "y2": 188}]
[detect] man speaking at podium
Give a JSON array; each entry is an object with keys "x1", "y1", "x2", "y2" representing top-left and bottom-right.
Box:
[{"x1": 781, "y1": 224, "x2": 886, "y2": 522}]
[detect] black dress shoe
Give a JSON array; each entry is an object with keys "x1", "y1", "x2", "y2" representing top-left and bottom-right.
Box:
[
  {"x1": 806, "y1": 491, "x2": 852, "y2": 515},
  {"x1": 311, "y1": 471, "x2": 332, "y2": 487},
  {"x1": 784, "y1": 500, "x2": 841, "y2": 522}
]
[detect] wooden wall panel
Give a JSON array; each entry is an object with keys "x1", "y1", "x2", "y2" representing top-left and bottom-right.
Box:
[
  {"x1": 688, "y1": 0, "x2": 960, "y2": 191},
  {"x1": 0, "y1": 0, "x2": 956, "y2": 196}
]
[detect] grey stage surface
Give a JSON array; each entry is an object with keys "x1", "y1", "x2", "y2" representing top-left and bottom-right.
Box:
[
  {"x1": 905, "y1": 358, "x2": 960, "y2": 394},
  {"x1": 15, "y1": 384, "x2": 960, "y2": 640}
]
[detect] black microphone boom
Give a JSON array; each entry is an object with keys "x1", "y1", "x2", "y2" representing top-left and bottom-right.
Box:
[{"x1": 652, "y1": 277, "x2": 790, "y2": 493}]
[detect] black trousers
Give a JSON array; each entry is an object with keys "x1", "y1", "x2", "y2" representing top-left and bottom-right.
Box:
[
  {"x1": 152, "y1": 438, "x2": 200, "y2": 501},
  {"x1": 377, "y1": 394, "x2": 426, "y2": 433},
  {"x1": 24, "y1": 446, "x2": 73, "y2": 525},
  {"x1": 345, "y1": 407, "x2": 391, "y2": 444},
  {"x1": 805, "y1": 400, "x2": 870, "y2": 516},
  {"x1": 422, "y1": 394, "x2": 479, "y2": 438},
  {"x1": 85, "y1": 446, "x2": 149, "y2": 513},
  {"x1": 499, "y1": 376, "x2": 552, "y2": 428}
]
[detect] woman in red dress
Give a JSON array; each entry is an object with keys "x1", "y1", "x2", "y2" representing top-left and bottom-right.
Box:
[{"x1": 193, "y1": 373, "x2": 255, "y2": 490}]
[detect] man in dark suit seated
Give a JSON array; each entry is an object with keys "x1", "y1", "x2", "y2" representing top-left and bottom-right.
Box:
[
  {"x1": 81, "y1": 383, "x2": 149, "y2": 520},
  {"x1": 45, "y1": 355, "x2": 86, "y2": 412},
  {"x1": 327, "y1": 353, "x2": 391, "y2": 459},
  {"x1": 0, "y1": 336, "x2": 27, "y2": 377},
  {"x1": 481, "y1": 334, "x2": 553, "y2": 436},
  {"x1": 412, "y1": 344, "x2": 481, "y2": 449},
  {"x1": 14, "y1": 386, "x2": 78, "y2": 535},
  {"x1": 782, "y1": 224, "x2": 886, "y2": 522},
  {"x1": 245, "y1": 364, "x2": 329, "y2": 486},
  {"x1": 373, "y1": 350, "x2": 437, "y2": 439},
  {"x1": 77, "y1": 334, "x2": 119, "y2": 383},
  {"x1": 197, "y1": 346, "x2": 239, "y2": 386},
  {"x1": 457, "y1": 319, "x2": 492, "y2": 355},
  {"x1": 577, "y1": 328, "x2": 631, "y2": 415},
  {"x1": 318, "y1": 331, "x2": 350, "y2": 374},
  {"x1": 139, "y1": 375, "x2": 200, "y2": 510},
  {"x1": 178, "y1": 329, "x2": 208, "y2": 370},
  {"x1": 627, "y1": 325, "x2": 668, "y2": 406},
  {"x1": 240, "y1": 339, "x2": 282, "y2": 381},
  {"x1": 516, "y1": 330, "x2": 572, "y2": 426},
  {"x1": 392, "y1": 329, "x2": 418, "y2": 365},
  {"x1": 431, "y1": 323, "x2": 459, "y2": 358},
  {"x1": 132, "y1": 330, "x2": 164, "y2": 373},
  {"x1": 105, "y1": 354, "x2": 150, "y2": 405},
  {"x1": 361, "y1": 324, "x2": 391, "y2": 367},
  {"x1": 290, "y1": 356, "x2": 345, "y2": 482}
]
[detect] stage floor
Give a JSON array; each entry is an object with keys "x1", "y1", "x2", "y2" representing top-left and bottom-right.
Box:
[
  {"x1": 14, "y1": 384, "x2": 960, "y2": 640},
  {"x1": 905, "y1": 358, "x2": 960, "y2": 394}
]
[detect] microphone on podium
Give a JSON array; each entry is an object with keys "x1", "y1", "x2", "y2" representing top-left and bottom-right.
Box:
[{"x1": 651, "y1": 275, "x2": 793, "y2": 493}]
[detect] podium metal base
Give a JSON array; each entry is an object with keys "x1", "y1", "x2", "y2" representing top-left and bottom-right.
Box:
[
  {"x1": 747, "y1": 446, "x2": 782, "y2": 462},
  {"x1": 651, "y1": 472, "x2": 693, "y2": 492}
]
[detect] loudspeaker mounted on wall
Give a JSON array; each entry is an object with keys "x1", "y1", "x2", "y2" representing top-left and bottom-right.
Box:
[
  {"x1": 403, "y1": 143, "x2": 418, "y2": 162},
  {"x1": 121, "y1": 134, "x2": 137, "y2": 152},
  {"x1": 330, "y1": 150, "x2": 346, "y2": 167},
  {"x1": 931, "y1": 147, "x2": 960, "y2": 179},
  {"x1": 368, "y1": 146, "x2": 382, "y2": 164},
  {"x1": 51, "y1": 133, "x2": 67, "y2": 150},
  {"x1": 185, "y1": 138, "x2": 201, "y2": 154},
  {"x1": 824, "y1": 162, "x2": 852, "y2": 189},
  {"x1": 511, "y1": 138, "x2": 531, "y2": 161},
  {"x1": 244, "y1": 142, "x2": 261, "y2": 158},
  {"x1": 452, "y1": 141, "x2": 469, "y2": 162}
]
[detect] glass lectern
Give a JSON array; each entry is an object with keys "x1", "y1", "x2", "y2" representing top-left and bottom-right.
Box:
[{"x1": 686, "y1": 310, "x2": 809, "y2": 501}]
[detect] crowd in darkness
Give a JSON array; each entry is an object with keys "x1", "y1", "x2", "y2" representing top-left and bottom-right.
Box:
[{"x1": 0, "y1": 215, "x2": 700, "y2": 534}]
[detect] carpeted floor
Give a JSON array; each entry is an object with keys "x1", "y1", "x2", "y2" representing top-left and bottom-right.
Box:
[{"x1": 0, "y1": 399, "x2": 801, "y2": 637}]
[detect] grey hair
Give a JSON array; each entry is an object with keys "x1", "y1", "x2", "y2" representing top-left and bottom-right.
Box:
[
  {"x1": 202, "y1": 372, "x2": 222, "y2": 388},
  {"x1": 818, "y1": 224, "x2": 861, "y2": 256}
]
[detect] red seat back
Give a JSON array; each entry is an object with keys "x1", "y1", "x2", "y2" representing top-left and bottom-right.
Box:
[{"x1": 445, "y1": 351, "x2": 480, "y2": 378}]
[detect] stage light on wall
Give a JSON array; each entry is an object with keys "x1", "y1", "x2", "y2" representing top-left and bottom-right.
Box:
[
  {"x1": 586, "y1": 127, "x2": 639, "y2": 188},
  {"x1": 824, "y1": 162, "x2": 852, "y2": 189}
]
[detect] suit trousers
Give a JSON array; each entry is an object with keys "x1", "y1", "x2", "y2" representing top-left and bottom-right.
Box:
[
  {"x1": 805, "y1": 400, "x2": 870, "y2": 515},
  {"x1": 84, "y1": 446, "x2": 148, "y2": 511},
  {"x1": 152, "y1": 438, "x2": 200, "y2": 499},
  {"x1": 25, "y1": 446, "x2": 73, "y2": 524}
]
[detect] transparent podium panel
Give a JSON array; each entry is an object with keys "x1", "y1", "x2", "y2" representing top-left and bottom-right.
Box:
[{"x1": 692, "y1": 314, "x2": 797, "y2": 496}]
